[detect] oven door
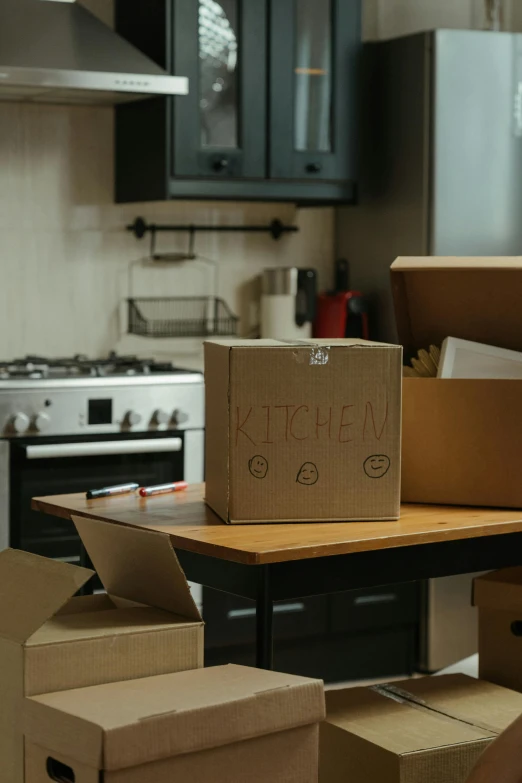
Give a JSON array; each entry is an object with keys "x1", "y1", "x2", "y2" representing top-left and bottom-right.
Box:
[{"x1": 9, "y1": 432, "x2": 186, "y2": 564}]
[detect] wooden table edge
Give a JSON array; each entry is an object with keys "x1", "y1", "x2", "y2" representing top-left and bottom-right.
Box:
[
  {"x1": 31, "y1": 497, "x2": 522, "y2": 566},
  {"x1": 31, "y1": 497, "x2": 263, "y2": 565}
]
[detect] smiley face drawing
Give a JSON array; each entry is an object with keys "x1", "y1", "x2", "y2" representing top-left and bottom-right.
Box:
[
  {"x1": 296, "y1": 462, "x2": 319, "y2": 486},
  {"x1": 363, "y1": 455, "x2": 391, "y2": 479},
  {"x1": 249, "y1": 455, "x2": 269, "y2": 479}
]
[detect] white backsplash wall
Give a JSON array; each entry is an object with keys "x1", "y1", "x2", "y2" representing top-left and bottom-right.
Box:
[{"x1": 0, "y1": 101, "x2": 334, "y2": 358}]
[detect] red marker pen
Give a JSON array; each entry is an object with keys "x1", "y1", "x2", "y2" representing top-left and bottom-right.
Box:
[{"x1": 139, "y1": 481, "x2": 188, "y2": 497}]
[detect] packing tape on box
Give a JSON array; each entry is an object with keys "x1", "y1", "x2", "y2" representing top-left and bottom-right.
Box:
[
  {"x1": 370, "y1": 685, "x2": 500, "y2": 735},
  {"x1": 276, "y1": 340, "x2": 330, "y2": 366}
]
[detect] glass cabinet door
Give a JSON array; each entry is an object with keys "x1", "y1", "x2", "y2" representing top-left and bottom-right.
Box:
[
  {"x1": 294, "y1": 0, "x2": 333, "y2": 155},
  {"x1": 270, "y1": 0, "x2": 361, "y2": 183},
  {"x1": 199, "y1": 0, "x2": 239, "y2": 150},
  {"x1": 173, "y1": 0, "x2": 267, "y2": 179}
]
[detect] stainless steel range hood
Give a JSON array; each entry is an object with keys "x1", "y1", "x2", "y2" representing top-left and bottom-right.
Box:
[{"x1": 0, "y1": 0, "x2": 188, "y2": 105}]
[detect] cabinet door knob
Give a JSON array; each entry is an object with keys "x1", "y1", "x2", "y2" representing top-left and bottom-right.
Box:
[
  {"x1": 213, "y1": 158, "x2": 230, "y2": 172},
  {"x1": 306, "y1": 162, "x2": 322, "y2": 174}
]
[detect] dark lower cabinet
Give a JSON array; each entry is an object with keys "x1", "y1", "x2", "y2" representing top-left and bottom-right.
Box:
[
  {"x1": 203, "y1": 583, "x2": 419, "y2": 683},
  {"x1": 115, "y1": 0, "x2": 360, "y2": 205}
]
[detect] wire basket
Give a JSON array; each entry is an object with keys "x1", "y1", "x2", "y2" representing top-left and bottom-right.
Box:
[{"x1": 127, "y1": 297, "x2": 239, "y2": 338}]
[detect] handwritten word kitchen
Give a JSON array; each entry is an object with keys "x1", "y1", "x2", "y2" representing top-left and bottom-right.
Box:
[{"x1": 235, "y1": 401, "x2": 389, "y2": 447}]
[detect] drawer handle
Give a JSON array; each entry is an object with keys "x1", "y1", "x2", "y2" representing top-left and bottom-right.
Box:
[
  {"x1": 227, "y1": 602, "x2": 306, "y2": 620},
  {"x1": 47, "y1": 758, "x2": 75, "y2": 782},
  {"x1": 306, "y1": 162, "x2": 322, "y2": 174},
  {"x1": 511, "y1": 621, "x2": 522, "y2": 636},
  {"x1": 354, "y1": 593, "x2": 398, "y2": 606},
  {"x1": 25, "y1": 438, "x2": 182, "y2": 459}
]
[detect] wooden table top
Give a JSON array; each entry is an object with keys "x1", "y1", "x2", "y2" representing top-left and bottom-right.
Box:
[{"x1": 31, "y1": 484, "x2": 522, "y2": 566}]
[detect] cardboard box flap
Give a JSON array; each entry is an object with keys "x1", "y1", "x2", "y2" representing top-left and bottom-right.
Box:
[
  {"x1": 0, "y1": 549, "x2": 93, "y2": 644},
  {"x1": 474, "y1": 567, "x2": 522, "y2": 613},
  {"x1": 24, "y1": 664, "x2": 325, "y2": 770},
  {"x1": 324, "y1": 675, "x2": 509, "y2": 756},
  {"x1": 72, "y1": 516, "x2": 201, "y2": 622},
  {"x1": 391, "y1": 256, "x2": 522, "y2": 354}
]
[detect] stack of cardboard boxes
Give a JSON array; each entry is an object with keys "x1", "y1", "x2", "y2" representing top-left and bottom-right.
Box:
[{"x1": 1, "y1": 516, "x2": 325, "y2": 782}]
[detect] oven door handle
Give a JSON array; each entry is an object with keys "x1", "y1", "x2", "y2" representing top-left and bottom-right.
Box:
[{"x1": 24, "y1": 438, "x2": 183, "y2": 460}]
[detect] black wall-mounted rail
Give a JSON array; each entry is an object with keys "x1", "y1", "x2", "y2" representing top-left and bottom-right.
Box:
[{"x1": 127, "y1": 216, "x2": 299, "y2": 242}]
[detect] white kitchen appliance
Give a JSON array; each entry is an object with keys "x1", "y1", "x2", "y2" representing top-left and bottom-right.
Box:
[
  {"x1": 0, "y1": 353, "x2": 205, "y2": 607},
  {"x1": 261, "y1": 267, "x2": 317, "y2": 340}
]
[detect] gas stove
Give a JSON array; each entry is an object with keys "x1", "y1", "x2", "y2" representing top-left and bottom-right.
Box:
[
  {"x1": 0, "y1": 352, "x2": 197, "y2": 381},
  {"x1": 0, "y1": 353, "x2": 204, "y2": 437},
  {"x1": 0, "y1": 353, "x2": 204, "y2": 588}
]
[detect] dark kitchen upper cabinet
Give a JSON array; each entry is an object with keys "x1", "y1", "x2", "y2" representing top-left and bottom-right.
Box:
[
  {"x1": 173, "y1": 0, "x2": 266, "y2": 180},
  {"x1": 270, "y1": 0, "x2": 360, "y2": 183},
  {"x1": 115, "y1": 0, "x2": 360, "y2": 205}
]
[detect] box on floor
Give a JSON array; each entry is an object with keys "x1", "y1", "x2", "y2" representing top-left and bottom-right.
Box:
[
  {"x1": 392, "y1": 256, "x2": 522, "y2": 508},
  {"x1": 320, "y1": 674, "x2": 522, "y2": 783},
  {"x1": 474, "y1": 567, "x2": 522, "y2": 693},
  {"x1": 0, "y1": 516, "x2": 203, "y2": 783},
  {"x1": 23, "y1": 664, "x2": 325, "y2": 783},
  {"x1": 205, "y1": 338, "x2": 402, "y2": 523}
]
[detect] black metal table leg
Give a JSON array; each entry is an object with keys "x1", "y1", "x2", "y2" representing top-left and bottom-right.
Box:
[{"x1": 256, "y1": 566, "x2": 274, "y2": 670}]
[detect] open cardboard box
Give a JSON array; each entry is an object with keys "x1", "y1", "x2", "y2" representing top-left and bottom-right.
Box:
[
  {"x1": 0, "y1": 517, "x2": 203, "y2": 783},
  {"x1": 392, "y1": 257, "x2": 522, "y2": 508}
]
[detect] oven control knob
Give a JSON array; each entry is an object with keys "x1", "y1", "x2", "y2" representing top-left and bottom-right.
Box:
[
  {"x1": 33, "y1": 412, "x2": 51, "y2": 433},
  {"x1": 173, "y1": 409, "x2": 189, "y2": 425},
  {"x1": 10, "y1": 412, "x2": 29, "y2": 434},
  {"x1": 123, "y1": 410, "x2": 142, "y2": 428},
  {"x1": 152, "y1": 409, "x2": 169, "y2": 426}
]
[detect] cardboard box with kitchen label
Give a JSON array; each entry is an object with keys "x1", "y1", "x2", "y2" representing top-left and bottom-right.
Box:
[
  {"x1": 393, "y1": 256, "x2": 522, "y2": 508},
  {"x1": 23, "y1": 664, "x2": 325, "y2": 783},
  {"x1": 205, "y1": 338, "x2": 402, "y2": 523},
  {"x1": 320, "y1": 674, "x2": 522, "y2": 783},
  {"x1": 0, "y1": 516, "x2": 203, "y2": 783}
]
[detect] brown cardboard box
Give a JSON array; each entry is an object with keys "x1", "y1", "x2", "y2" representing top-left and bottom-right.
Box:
[
  {"x1": 205, "y1": 338, "x2": 402, "y2": 523},
  {"x1": 23, "y1": 664, "x2": 325, "y2": 783},
  {"x1": 0, "y1": 517, "x2": 203, "y2": 783},
  {"x1": 392, "y1": 256, "x2": 522, "y2": 507},
  {"x1": 320, "y1": 674, "x2": 522, "y2": 783},
  {"x1": 474, "y1": 567, "x2": 522, "y2": 692}
]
